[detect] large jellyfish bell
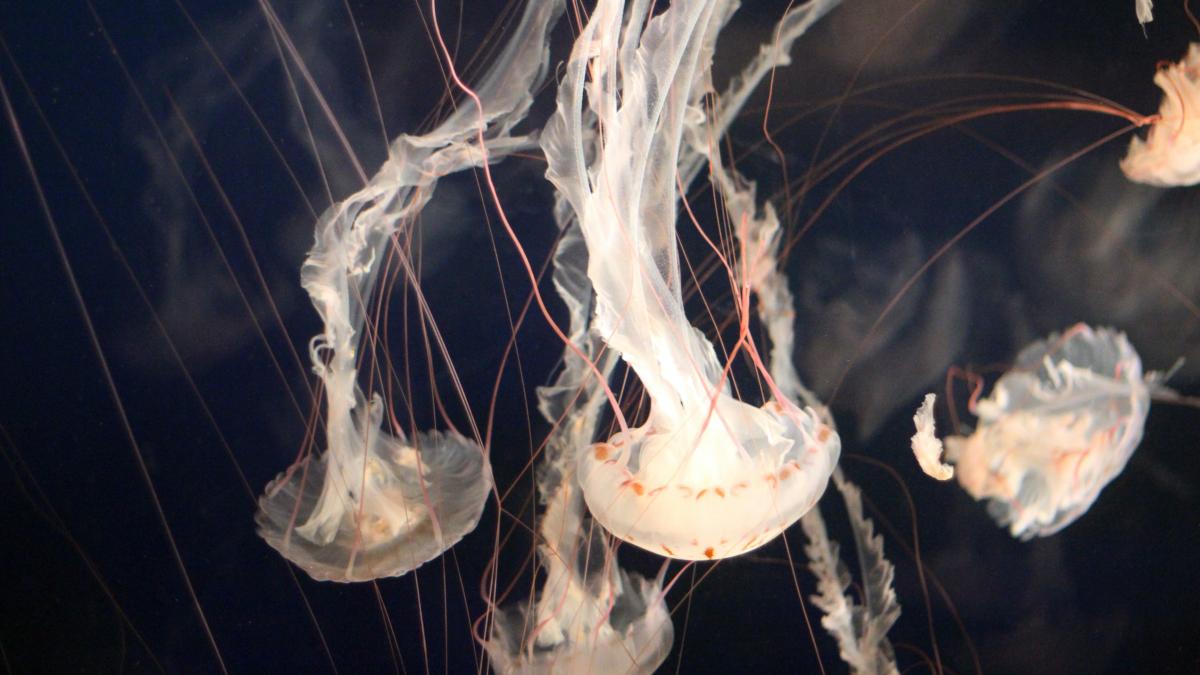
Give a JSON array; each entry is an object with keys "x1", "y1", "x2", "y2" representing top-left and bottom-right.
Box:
[{"x1": 579, "y1": 394, "x2": 837, "y2": 561}]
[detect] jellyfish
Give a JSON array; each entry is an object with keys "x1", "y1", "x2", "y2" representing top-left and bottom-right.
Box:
[
  {"x1": 911, "y1": 393, "x2": 953, "y2": 481},
  {"x1": 540, "y1": 0, "x2": 840, "y2": 562},
  {"x1": 1121, "y1": 42, "x2": 1200, "y2": 186},
  {"x1": 485, "y1": 208, "x2": 672, "y2": 674},
  {"x1": 943, "y1": 324, "x2": 1157, "y2": 539},
  {"x1": 256, "y1": 0, "x2": 563, "y2": 581},
  {"x1": 9, "y1": 0, "x2": 1200, "y2": 671}
]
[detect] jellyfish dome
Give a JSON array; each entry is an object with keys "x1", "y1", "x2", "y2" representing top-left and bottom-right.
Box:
[
  {"x1": 256, "y1": 390, "x2": 491, "y2": 582},
  {"x1": 945, "y1": 324, "x2": 1152, "y2": 539},
  {"x1": 578, "y1": 397, "x2": 837, "y2": 560},
  {"x1": 542, "y1": 0, "x2": 839, "y2": 562},
  {"x1": 1121, "y1": 43, "x2": 1200, "y2": 186}
]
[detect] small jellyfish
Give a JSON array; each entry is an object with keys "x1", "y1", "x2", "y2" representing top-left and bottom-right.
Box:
[
  {"x1": 1136, "y1": 0, "x2": 1154, "y2": 26},
  {"x1": 1121, "y1": 43, "x2": 1200, "y2": 186},
  {"x1": 944, "y1": 324, "x2": 1153, "y2": 539},
  {"x1": 485, "y1": 481, "x2": 673, "y2": 675},
  {"x1": 488, "y1": 216, "x2": 672, "y2": 674},
  {"x1": 542, "y1": 0, "x2": 839, "y2": 562}
]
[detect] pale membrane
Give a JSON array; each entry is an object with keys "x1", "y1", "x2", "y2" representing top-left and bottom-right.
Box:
[
  {"x1": 255, "y1": 0, "x2": 562, "y2": 581},
  {"x1": 542, "y1": 0, "x2": 839, "y2": 561},
  {"x1": 1121, "y1": 43, "x2": 1200, "y2": 186},
  {"x1": 911, "y1": 393, "x2": 953, "y2": 481},
  {"x1": 945, "y1": 325, "x2": 1151, "y2": 539}
]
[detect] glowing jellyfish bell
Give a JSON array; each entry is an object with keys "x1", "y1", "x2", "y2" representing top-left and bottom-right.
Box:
[
  {"x1": 1121, "y1": 42, "x2": 1200, "y2": 186},
  {"x1": 542, "y1": 0, "x2": 839, "y2": 562},
  {"x1": 944, "y1": 324, "x2": 1154, "y2": 539}
]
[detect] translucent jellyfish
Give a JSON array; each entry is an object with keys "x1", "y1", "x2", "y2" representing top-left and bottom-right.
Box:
[
  {"x1": 486, "y1": 482, "x2": 673, "y2": 674},
  {"x1": 1121, "y1": 43, "x2": 1200, "y2": 186},
  {"x1": 944, "y1": 324, "x2": 1154, "y2": 539},
  {"x1": 257, "y1": 399, "x2": 489, "y2": 582},
  {"x1": 911, "y1": 393, "x2": 953, "y2": 481},
  {"x1": 486, "y1": 212, "x2": 672, "y2": 673},
  {"x1": 256, "y1": 0, "x2": 563, "y2": 581},
  {"x1": 541, "y1": 0, "x2": 840, "y2": 562}
]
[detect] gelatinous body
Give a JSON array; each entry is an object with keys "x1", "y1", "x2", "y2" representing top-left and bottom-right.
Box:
[
  {"x1": 945, "y1": 324, "x2": 1152, "y2": 538},
  {"x1": 486, "y1": 482, "x2": 672, "y2": 674},
  {"x1": 487, "y1": 215, "x2": 672, "y2": 673},
  {"x1": 542, "y1": 0, "x2": 839, "y2": 562},
  {"x1": 1121, "y1": 43, "x2": 1200, "y2": 186},
  {"x1": 256, "y1": 393, "x2": 490, "y2": 581},
  {"x1": 255, "y1": 0, "x2": 562, "y2": 581}
]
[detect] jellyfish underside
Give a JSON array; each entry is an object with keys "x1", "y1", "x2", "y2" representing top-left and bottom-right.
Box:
[
  {"x1": 945, "y1": 324, "x2": 1151, "y2": 539},
  {"x1": 579, "y1": 395, "x2": 836, "y2": 560},
  {"x1": 256, "y1": 392, "x2": 491, "y2": 582}
]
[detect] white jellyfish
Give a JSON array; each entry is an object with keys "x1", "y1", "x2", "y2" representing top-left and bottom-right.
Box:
[
  {"x1": 485, "y1": 479, "x2": 673, "y2": 675},
  {"x1": 1121, "y1": 43, "x2": 1200, "y2": 186},
  {"x1": 256, "y1": 0, "x2": 563, "y2": 581},
  {"x1": 541, "y1": 0, "x2": 839, "y2": 562},
  {"x1": 944, "y1": 324, "x2": 1155, "y2": 539},
  {"x1": 911, "y1": 393, "x2": 953, "y2": 481},
  {"x1": 486, "y1": 216, "x2": 673, "y2": 674}
]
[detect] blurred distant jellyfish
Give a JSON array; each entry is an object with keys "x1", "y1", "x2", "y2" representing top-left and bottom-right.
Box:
[
  {"x1": 1121, "y1": 43, "x2": 1200, "y2": 186},
  {"x1": 1136, "y1": 0, "x2": 1154, "y2": 26},
  {"x1": 943, "y1": 324, "x2": 1157, "y2": 539},
  {"x1": 911, "y1": 393, "x2": 953, "y2": 481},
  {"x1": 255, "y1": 0, "x2": 563, "y2": 581},
  {"x1": 541, "y1": 0, "x2": 839, "y2": 562}
]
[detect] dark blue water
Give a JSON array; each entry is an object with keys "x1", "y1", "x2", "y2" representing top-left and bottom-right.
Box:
[{"x1": 1, "y1": 1, "x2": 1197, "y2": 673}]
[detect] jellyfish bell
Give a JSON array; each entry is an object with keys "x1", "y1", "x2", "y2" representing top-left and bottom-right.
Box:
[
  {"x1": 256, "y1": 390, "x2": 490, "y2": 582},
  {"x1": 579, "y1": 394, "x2": 837, "y2": 560},
  {"x1": 944, "y1": 324, "x2": 1153, "y2": 539},
  {"x1": 1121, "y1": 43, "x2": 1200, "y2": 186}
]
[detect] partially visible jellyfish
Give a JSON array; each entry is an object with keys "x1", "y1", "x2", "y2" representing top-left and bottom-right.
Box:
[
  {"x1": 1121, "y1": 42, "x2": 1200, "y2": 186},
  {"x1": 256, "y1": 0, "x2": 563, "y2": 581},
  {"x1": 911, "y1": 393, "x2": 953, "y2": 481},
  {"x1": 486, "y1": 200, "x2": 672, "y2": 672},
  {"x1": 542, "y1": 0, "x2": 840, "y2": 562},
  {"x1": 487, "y1": 480, "x2": 673, "y2": 674},
  {"x1": 942, "y1": 324, "x2": 1158, "y2": 539},
  {"x1": 713, "y1": 94, "x2": 902, "y2": 674}
]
